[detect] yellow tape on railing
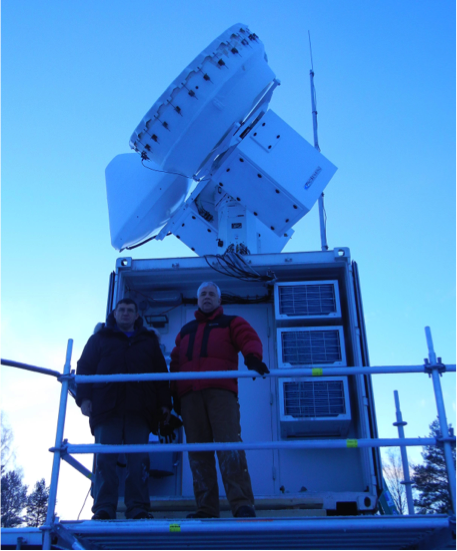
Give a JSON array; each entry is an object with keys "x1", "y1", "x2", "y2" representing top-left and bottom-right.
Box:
[
  {"x1": 312, "y1": 368, "x2": 323, "y2": 376},
  {"x1": 346, "y1": 439, "x2": 358, "y2": 448}
]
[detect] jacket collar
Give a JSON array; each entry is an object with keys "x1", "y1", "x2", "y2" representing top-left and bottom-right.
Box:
[
  {"x1": 195, "y1": 305, "x2": 224, "y2": 322},
  {"x1": 104, "y1": 311, "x2": 145, "y2": 333}
]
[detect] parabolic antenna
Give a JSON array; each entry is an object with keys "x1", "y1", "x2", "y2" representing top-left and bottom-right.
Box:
[
  {"x1": 106, "y1": 23, "x2": 338, "y2": 255},
  {"x1": 129, "y1": 24, "x2": 276, "y2": 177},
  {"x1": 105, "y1": 153, "x2": 191, "y2": 251}
]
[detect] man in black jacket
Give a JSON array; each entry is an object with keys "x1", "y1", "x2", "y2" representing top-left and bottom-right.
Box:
[{"x1": 76, "y1": 298, "x2": 171, "y2": 520}]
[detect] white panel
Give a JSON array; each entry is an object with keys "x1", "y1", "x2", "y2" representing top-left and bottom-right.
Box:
[
  {"x1": 278, "y1": 376, "x2": 351, "y2": 438},
  {"x1": 172, "y1": 204, "x2": 219, "y2": 256},
  {"x1": 212, "y1": 110, "x2": 337, "y2": 237},
  {"x1": 105, "y1": 153, "x2": 191, "y2": 251},
  {"x1": 277, "y1": 327, "x2": 346, "y2": 368},
  {"x1": 274, "y1": 280, "x2": 341, "y2": 320}
]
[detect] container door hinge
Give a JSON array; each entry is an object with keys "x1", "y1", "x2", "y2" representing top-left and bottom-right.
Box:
[
  {"x1": 270, "y1": 393, "x2": 274, "y2": 405},
  {"x1": 272, "y1": 466, "x2": 277, "y2": 480}
]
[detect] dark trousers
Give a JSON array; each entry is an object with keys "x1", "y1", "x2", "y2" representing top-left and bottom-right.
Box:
[
  {"x1": 93, "y1": 414, "x2": 150, "y2": 519},
  {"x1": 181, "y1": 388, "x2": 255, "y2": 517}
]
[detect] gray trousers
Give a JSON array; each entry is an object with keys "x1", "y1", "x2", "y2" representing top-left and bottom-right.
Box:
[
  {"x1": 181, "y1": 388, "x2": 255, "y2": 517},
  {"x1": 93, "y1": 414, "x2": 150, "y2": 519}
]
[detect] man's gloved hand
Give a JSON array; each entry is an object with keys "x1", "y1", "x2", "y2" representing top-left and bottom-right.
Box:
[
  {"x1": 244, "y1": 354, "x2": 270, "y2": 376},
  {"x1": 158, "y1": 413, "x2": 183, "y2": 444},
  {"x1": 81, "y1": 399, "x2": 92, "y2": 417},
  {"x1": 172, "y1": 395, "x2": 181, "y2": 417}
]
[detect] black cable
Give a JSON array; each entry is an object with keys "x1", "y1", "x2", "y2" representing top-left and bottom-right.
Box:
[
  {"x1": 157, "y1": 303, "x2": 182, "y2": 316},
  {"x1": 221, "y1": 290, "x2": 272, "y2": 304},
  {"x1": 130, "y1": 289, "x2": 184, "y2": 316},
  {"x1": 77, "y1": 487, "x2": 91, "y2": 521},
  {"x1": 141, "y1": 159, "x2": 190, "y2": 178},
  {"x1": 322, "y1": 193, "x2": 328, "y2": 231},
  {"x1": 131, "y1": 289, "x2": 163, "y2": 303},
  {"x1": 205, "y1": 255, "x2": 241, "y2": 280},
  {"x1": 195, "y1": 197, "x2": 214, "y2": 221},
  {"x1": 203, "y1": 255, "x2": 240, "y2": 280},
  {"x1": 141, "y1": 159, "x2": 213, "y2": 184},
  {"x1": 125, "y1": 235, "x2": 156, "y2": 250},
  {"x1": 203, "y1": 252, "x2": 276, "y2": 282}
]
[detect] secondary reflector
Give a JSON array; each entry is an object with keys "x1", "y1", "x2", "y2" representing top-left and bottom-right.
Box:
[{"x1": 105, "y1": 153, "x2": 191, "y2": 251}]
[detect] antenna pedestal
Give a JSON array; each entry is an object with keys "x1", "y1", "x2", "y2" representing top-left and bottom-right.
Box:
[{"x1": 215, "y1": 198, "x2": 257, "y2": 255}]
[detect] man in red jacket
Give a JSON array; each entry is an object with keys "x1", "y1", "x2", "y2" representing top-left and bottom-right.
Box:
[{"x1": 170, "y1": 282, "x2": 269, "y2": 519}]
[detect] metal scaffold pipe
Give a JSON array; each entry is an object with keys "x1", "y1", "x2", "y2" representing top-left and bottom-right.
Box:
[
  {"x1": 42, "y1": 339, "x2": 73, "y2": 551},
  {"x1": 73, "y1": 363, "x2": 456, "y2": 384},
  {"x1": 308, "y1": 31, "x2": 328, "y2": 252},
  {"x1": 393, "y1": 391, "x2": 415, "y2": 514},
  {"x1": 0, "y1": 359, "x2": 61, "y2": 378},
  {"x1": 425, "y1": 327, "x2": 456, "y2": 515},
  {"x1": 64, "y1": 437, "x2": 438, "y2": 456}
]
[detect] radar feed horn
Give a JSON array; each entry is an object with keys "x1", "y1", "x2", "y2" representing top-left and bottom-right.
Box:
[{"x1": 105, "y1": 24, "x2": 337, "y2": 254}]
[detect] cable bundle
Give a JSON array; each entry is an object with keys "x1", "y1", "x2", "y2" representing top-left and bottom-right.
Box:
[
  {"x1": 204, "y1": 251, "x2": 276, "y2": 283},
  {"x1": 221, "y1": 290, "x2": 272, "y2": 305}
]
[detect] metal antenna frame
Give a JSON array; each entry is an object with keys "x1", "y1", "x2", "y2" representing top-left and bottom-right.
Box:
[{"x1": 308, "y1": 31, "x2": 328, "y2": 252}]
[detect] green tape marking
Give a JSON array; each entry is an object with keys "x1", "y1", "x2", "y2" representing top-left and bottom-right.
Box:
[
  {"x1": 312, "y1": 368, "x2": 323, "y2": 377},
  {"x1": 346, "y1": 439, "x2": 358, "y2": 448},
  {"x1": 169, "y1": 523, "x2": 181, "y2": 532}
]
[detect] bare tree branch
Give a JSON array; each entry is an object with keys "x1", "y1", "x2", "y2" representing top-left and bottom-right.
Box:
[
  {"x1": 1, "y1": 411, "x2": 17, "y2": 472},
  {"x1": 382, "y1": 448, "x2": 410, "y2": 514}
]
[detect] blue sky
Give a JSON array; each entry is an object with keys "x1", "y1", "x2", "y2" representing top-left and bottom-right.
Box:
[{"x1": 2, "y1": 0, "x2": 455, "y2": 519}]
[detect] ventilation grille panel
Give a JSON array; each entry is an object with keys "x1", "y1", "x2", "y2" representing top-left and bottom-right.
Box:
[
  {"x1": 278, "y1": 376, "x2": 351, "y2": 438},
  {"x1": 274, "y1": 281, "x2": 341, "y2": 320},
  {"x1": 278, "y1": 327, "x2": 346, "y2": 367},
  {"x1": 283, "y1": 380, "x2": 346, "y2": 418}
]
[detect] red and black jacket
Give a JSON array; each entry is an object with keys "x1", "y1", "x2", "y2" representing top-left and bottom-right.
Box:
[{"x1": 170, "y1": 306, "x2": 263, "y2": 397}]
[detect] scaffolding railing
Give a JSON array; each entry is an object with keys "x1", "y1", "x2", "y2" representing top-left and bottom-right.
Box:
[{"x1": 1, "y1": 326, "x2": 456, "y2": 550}]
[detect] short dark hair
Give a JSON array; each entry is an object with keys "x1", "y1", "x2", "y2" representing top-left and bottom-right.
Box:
[{"x1": 115, "y1": 298, "x2": 138, "y2": 313}]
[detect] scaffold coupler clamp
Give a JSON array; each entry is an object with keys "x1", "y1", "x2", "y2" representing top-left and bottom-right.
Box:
[
  {"x1": 436, "y1": 427, "x2": 456, "y2": 449},
  {"x1": 423, "y1": 357, "x2": 446, "y2": 376},
  {"x1": 393, "y1": 420, "x2": 407, "y2": 428},
  {"x1": 57, "y1": 371, "x2": 75, "y2": 383},
  {"x1": 49, "y1": 439, "x2": 69, "y2": 454}
]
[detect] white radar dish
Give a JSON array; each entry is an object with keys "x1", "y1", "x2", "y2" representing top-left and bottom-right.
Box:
[
  {"x1": 129, "y1": 24, "x2": 276, "y2": 177},
  {"x1": 105, "y1": 153, "x2": 191, "y2": 251},
  {"x1": 106, "y1": 24, "x2": 338, "y2": 255}
]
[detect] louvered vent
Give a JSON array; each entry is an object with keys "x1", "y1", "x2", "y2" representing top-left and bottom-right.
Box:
[
  {"x1": 283, "y1": 380, "x2": 346, "y2": 418},
  {"x1": 278, "y1": 376, "x2": 351, "y2": 438},
  {"x1": 274, "y1": 281, "x2": 341, "y2": 320},
  {"x1": 278, "y1": 327, "x2": 346, "y2": 367}
]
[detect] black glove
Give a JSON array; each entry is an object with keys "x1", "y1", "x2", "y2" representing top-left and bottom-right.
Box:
[
  {"x1": 158, "y1": 413, "x2": 183, "y2": 444},
  {"x1": 244, "y1": 354, "x2": 270, "y2": 376},
  {"x1": 172, "y1": 394, "x2": 181, "y2": 417}
]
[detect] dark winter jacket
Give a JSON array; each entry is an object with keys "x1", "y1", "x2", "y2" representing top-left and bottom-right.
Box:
[
  {"x1": 170, "y1": 306, "x2": 262, "y2": 398},
  {"x1": 76, "y1": 313, "x2": 171, "y2": 434}
]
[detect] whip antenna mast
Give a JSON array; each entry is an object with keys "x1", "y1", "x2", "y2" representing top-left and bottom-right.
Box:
[{"x1": 308, "y1": 31, "x2": 328, "y2": 251}]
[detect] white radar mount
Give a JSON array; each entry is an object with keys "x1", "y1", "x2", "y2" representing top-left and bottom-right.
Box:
[{"x1": 105, "y1": 24, "x2": 337, "y2": 254}]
